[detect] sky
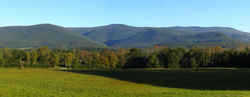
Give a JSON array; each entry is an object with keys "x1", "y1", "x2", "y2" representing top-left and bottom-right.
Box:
[{"x1": 0, "y1": 0, "x2": 250, "y2": 31}]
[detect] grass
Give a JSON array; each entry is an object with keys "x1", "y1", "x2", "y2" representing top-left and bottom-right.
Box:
[{"x1": 0, "y1": 68, "x2": 249, "y2": 97}]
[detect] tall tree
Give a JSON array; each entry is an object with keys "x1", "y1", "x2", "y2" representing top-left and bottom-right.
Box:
[
  {"x1": 190, "y1": 58, "x2": 199, "y2": 70},
  {"x1": 147, "y1": 53, "x2": 160, "y2": 68},
  {"x1": 31, "y1": 49, "x2": 38, "y2": 66},
  {"x1": 64, "y1": 52, "x2": 74, "y2": 68},
  {"x1": 25, "y1": 52, "x2": 31, "y2": 66},
  {"x1": 125, "y1": 48, "x2": 148, "y2": 68},
  {"x1": 108, "y1": 51, "x2": 119, "y2": 69},
  {"x1": 50, "y1": 52, "x2": 60, "y2": 68},
  {"x1": 0, "y1": 49, "x2": 5, "y2": 67},
  {"x1": 38, "y1": 46, "x2": 51, "y2": 65}
]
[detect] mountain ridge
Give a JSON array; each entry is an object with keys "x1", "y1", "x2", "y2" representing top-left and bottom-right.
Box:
[
  {"x1": 67, "y1": 24, "x2": 249, "y2": 48},
  {"x1": 0, "y1": 24, "x2": 106, "y2": 48},
  {"x1": 0, "y1": 23, "x2": 249, "y2": 48}
]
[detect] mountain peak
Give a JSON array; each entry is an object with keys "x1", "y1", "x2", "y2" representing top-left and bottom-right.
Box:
[
  {"x1": 31, "y1": 23, "x2": 62, "y2": 27},
  {"x1": 107, "y1": 24, "x2": 131, "y2": 27}
]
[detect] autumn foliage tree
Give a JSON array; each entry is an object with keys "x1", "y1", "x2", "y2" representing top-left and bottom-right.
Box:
[{"x1": 0, "y1": 46, "x2": 250, "y2": 70}]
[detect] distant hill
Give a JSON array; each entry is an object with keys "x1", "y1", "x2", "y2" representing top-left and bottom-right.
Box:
[
  {"x1": 0, "y1": 24, "x2": 106, "y2": 48},
  {"x1": 0, "y1": 23, "x2": 248, "y2": 48},
  {"x1": 68, "y1": 24, "x2": 250, "y2": 48},
  {"x1": 68, "y1": 24, "x2": 142, "y2": 43}
]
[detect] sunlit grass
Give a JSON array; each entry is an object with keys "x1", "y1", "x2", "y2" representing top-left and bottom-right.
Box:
[{"x1": 0, "y1": 68, "x2": 249, "y2": 97}]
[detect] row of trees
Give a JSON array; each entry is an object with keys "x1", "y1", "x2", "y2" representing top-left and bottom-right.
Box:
[{"x1": 1, "y1": 46, "x2": 250, "y2": 69}]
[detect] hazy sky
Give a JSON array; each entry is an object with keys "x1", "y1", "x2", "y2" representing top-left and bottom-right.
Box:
[{"x1": 0, "y1": 0, "x2": 250, "y2": 31}]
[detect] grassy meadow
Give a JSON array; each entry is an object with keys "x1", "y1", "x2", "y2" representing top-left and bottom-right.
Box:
[{"x1": 0, "y1": 68, "x2": 249, "y2": 97}]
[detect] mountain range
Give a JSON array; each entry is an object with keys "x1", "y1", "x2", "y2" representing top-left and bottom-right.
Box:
[
  {"x1": 0, "y1": 24, "x2": 249, "y2": 48},
  {"x1": 68, "y1": 24, "x2": 250, "y2": 48}
]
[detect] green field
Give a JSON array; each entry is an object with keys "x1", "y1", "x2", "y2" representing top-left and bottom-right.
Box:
[{"x1": 0, "y1": 68, "x2": 250, "y2": 97}]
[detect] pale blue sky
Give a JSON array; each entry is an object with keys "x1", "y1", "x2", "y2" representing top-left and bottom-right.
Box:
[{"x1": 0, "y1": 0, "x2": 250, "y2": 31}]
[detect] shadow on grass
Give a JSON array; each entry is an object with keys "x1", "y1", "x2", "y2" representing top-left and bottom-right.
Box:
[{"x1": 64, "y1": 69, "x2": 250, "y2": 90}]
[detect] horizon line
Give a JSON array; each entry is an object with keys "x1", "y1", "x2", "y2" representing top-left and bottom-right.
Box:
[{"x1": 0, "y1": 23, "x2": 248, "y2": 32}]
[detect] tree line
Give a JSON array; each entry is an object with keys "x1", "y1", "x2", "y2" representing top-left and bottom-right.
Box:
[{"x1": 0, "y1": 46, "x2": 250, "y2": 69}]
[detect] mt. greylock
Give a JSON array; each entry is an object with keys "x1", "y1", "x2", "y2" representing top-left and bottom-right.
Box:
[{"x1": 0, "y1": 24, "x2": 249, "y2": 48}]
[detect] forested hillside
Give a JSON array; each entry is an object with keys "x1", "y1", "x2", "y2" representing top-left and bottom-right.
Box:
[
  {"x1": 0, "y1": 24, "x2": 106, "y2": 48},
  {"x1": 68, "y1": 24, "x2": 250, "y2": 48},
  {"x1": 0, "y1": 24, "x2": 249, "y2": 48}
]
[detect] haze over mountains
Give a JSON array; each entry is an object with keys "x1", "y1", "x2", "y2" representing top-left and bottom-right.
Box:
[{"x1": 0, "y1": 24, "x2": 249, "y2": 48}]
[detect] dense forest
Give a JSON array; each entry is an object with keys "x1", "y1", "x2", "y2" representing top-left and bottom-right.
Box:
[{"x1": 1, "y1": 46, "x2": 250, "y2": 69}]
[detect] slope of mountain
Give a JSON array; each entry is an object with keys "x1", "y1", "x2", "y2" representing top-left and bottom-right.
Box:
[
  {"x1": 0, "y1": 24, "x2": 248, "y2": 48},
  {"x1": 0, "y1": 24, "x2": 106, "y2": 48},
  {"x1": 68, "y1": 24, "x2": 143, "y2": 43},
  {"x1": 68, "y1": 24, "x2": 250, "y2": 48}
]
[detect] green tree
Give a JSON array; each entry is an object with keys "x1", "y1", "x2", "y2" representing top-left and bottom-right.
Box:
[
  {"x1": 72, "y1": 49, "x2": 81, "y2": 68},
  {"x1": 3, "y1": 48, "x2": 12, "y2": 65},
  {"x1": 160, "y1": 48, "x2": 185, "y2": 69},
  {"x1": 12, "y1": 50, "x2": 26, "y2": 69},
  {"x1": 147, "y1": 53, "x2": 160, "y2": 68},
  {"x1": 125, "y1": 48, "x2": 148, "y2": 68},
  {"x1": 64, "y1": 52, "x2": 74, "y2": 68},
  {"x1": 190, "y1": 58, "x2": 199, "y2": 70},
  {"x1": 116, "y1": 49, "x2": 128, "y2": 68},
  {"x1": 25, "y1": 52, "x2": 31, "y2": 66},
  {"x1": 50, "y1": 52, "x2": 60, "y2": 68},
  {"x1": 108, "y1": 51, "x2": 119, "y2": 69},
  {"x1": 31, "y1": 50, "x2": 38, "y2": 66},
  {"x1": 0, "y1": 49, "x2": 5, "y2": 67},
  {"x1": 38, "y1": 46, "x2": 51, "y2": 65}
]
